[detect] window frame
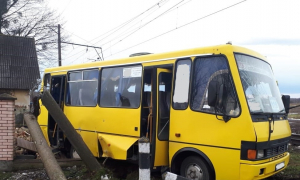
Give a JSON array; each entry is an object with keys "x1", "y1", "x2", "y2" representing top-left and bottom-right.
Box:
[
  {"x1": 157, "y1": 71, "x2": 172, "y2": 141},
  {"x1": 234, "y1": 52, "x2": 282, "y2": 117},
  {"x1": 65, "y1": 68, "x2": 99, "y2": 107},
  {"x1": 99, "y1": 64, "x2": 143, "y2": 109},
  {"x1": 43, "y1": 73, "x2": 51, "y2": 92},
  {"x1": 172, "y1": 58, "x2": 192, "y2": 110},
  {"x1": 190, "y1": 54, "x2": 241, "y2": 118}
]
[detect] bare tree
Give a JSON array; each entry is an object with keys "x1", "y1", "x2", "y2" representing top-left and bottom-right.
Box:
[{"x1": 0, "y1": 0, "x2": 68, "y2": 67}]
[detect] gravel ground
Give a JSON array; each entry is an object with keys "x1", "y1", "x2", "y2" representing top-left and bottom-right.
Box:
[{"x1": 2, "y1": 169, "x2": 48, "y2": 180}]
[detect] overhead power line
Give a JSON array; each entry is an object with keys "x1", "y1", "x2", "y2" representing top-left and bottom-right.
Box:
[
  {"x1": 102, "y1": 0, "x2": 187, "y2": 53},
  {"x1": 61, "y1": 41, "x2": 104, "y2": 61},
  {"x1": 89, "y1": 0, "x2": 170, "y2": 45},
  {"x1": 104, "y1": 0, "x2": 247, "y2": 58},
  {"x1": 60, "y1": 0, "x2": 170, "y2": 64}
]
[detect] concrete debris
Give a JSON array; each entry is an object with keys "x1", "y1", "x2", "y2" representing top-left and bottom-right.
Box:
[{"x1": 14, "y1": 127, "x2": 39, "y2": 158}]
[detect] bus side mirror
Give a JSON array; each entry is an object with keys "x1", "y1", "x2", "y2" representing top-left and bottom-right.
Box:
[
  {"x1": 218, "y1": 84, "x2": 224, "y2": 107},
  {"x1": 208, "y1": 81, "x2": 218, "y2": 107},
  {"x1": 208, "y1": 81, "x2": 225, "y2": 108},
  {"x1": 282, "y1": 95, "x2": 290, "y2": 114}
]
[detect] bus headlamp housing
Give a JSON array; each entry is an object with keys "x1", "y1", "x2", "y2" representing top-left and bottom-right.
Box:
[
  {"x1": 247, "y1": 149, "x2": 265, "y2": 160},
  {"x1": 257, "y1": 150, "x2": 264, "y2": 159}
]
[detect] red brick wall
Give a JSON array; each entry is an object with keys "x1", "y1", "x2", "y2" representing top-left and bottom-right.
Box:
[{"x1": 0, "y1": 100, "x2": 15, "y2": 161}]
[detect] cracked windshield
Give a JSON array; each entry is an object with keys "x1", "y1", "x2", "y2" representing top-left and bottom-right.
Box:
[{"x1": 235, "y1": 54, "x2": 285, "y2": 114}]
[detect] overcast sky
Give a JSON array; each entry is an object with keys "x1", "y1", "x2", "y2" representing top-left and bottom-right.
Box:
[{"x1": 46, "y1": 0, "x2": 300, "y2": 97}]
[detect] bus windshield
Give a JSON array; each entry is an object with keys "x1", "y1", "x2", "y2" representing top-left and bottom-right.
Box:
[{"x1": 235, "y1": 54, "x2": 285, "y2": 114}]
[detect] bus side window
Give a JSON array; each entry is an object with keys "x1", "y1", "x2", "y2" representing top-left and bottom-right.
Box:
[
  {"x1": 100, "y1": 65, "x2": 142, "y2": 108},
  {"x1": 66, "y1": 69, "x2": 98, "y2": 106},
  {"x1": 173, "y1": 59, "x2": 191, "y2": 109},
  {"x1": 80, "y1": 70, "x2": 99, "y2": 106},
  {"x1": 191, "y1": 56, "x2": 240, "y2": 117}
]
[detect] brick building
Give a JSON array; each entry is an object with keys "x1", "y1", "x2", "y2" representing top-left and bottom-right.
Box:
[
  {"x1": 0, "y1": 35, "x2": 40, "y2": 126},
  {"x1": 0, "y1": 93, "x2": 16, "y2": 171}
]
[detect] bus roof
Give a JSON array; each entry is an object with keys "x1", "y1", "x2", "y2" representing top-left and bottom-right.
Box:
[{"x1": 44, "y1": 44, "x2": 266, "y2": 73}]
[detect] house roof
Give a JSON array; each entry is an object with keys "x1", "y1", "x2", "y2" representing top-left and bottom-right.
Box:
[{"x1": 0, "y1": 35, "x2": 40, "y2": 90}]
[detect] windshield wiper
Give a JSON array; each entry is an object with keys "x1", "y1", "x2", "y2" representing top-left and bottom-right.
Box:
[{"x1": 276, "y1": 109, "x2": 286, "y2": 114}]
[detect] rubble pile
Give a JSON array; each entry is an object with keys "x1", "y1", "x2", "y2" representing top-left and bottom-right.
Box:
[
  {"x1": 15, "y1": 127, "x2": 32, "y2": 141},
  {"x1": 14, "y1": 127, "x2": 39, "y2": 158}
]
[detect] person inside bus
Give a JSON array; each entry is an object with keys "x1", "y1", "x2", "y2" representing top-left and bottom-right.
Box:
[
  {"x1": 120, "y1": 77, "x2": 141, "y2": 107},
  {"x1": 101, "y1": 76, "x2": 120, "y2": 107}
]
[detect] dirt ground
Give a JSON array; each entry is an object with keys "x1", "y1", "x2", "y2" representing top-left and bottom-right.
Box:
[
  {"x1": 1, "y1": 148, "x2": 299, "y2": 180},
  {"x1": 3, "y1": 103, "x2": 299, "y2": 180},
  {"x1": 0, "y1": 160, "x2": 162, "y2": 180},
  {"x1": 265, "y1": 146, "x2": 300, "y2": 180}
]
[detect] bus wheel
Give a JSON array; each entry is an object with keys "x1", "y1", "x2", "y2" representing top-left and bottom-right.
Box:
[
  {"x1": 70, "y1": 146, "x2": 80, "y2": 159},
  {"x1": 180, "y1": 156, "x2": 211, "y2": 180}
]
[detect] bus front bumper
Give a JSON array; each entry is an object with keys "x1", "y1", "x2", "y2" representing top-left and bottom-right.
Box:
[{"x1": 240, "y1": 152, "x2": 290, "y2": 180}]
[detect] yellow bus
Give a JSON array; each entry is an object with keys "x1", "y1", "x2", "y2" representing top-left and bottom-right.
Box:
[{"x1": 38, "y1": 44, "x2": 291, "y2": 180}]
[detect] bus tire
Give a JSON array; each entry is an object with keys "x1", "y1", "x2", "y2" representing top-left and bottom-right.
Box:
[
  {"x1": 180, "y1": 156, "x2": 212, "y2": 180},
  {"x1": 69, "y1": 146, "x2": 80, "y2": 159}
]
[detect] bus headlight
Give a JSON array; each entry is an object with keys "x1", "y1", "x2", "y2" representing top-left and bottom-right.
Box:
[{"x1": 257, "y1": 150, "x2": 264, "y2": 159}]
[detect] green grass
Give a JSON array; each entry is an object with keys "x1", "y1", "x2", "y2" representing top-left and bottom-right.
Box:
[
  {"x1": 0, "y1": 172, "x2": 13, "y2": 180},
  {"x1": 267, "y1": 147, "x2": 300, "y2": 180},
  {"x1": 288, "y1": 114, "x2": 300, "y2": 119}
]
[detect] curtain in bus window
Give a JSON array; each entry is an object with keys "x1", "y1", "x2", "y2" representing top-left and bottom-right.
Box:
[
  {"x1": 66, "y1": 72, "x2": 82, "y2": 106},
  {"x1": 100, "y1": 66, "x2": 142, "y2": 108},
  {"x1": 70, "y1": 72, "x2": 82, "y2": 81},
  {"x1": 79, "y1": 70, "x2": 99, "y2": 106},
  {"x1": 191, "y1": 56, "x2": 240, "y2": 116},
  {"x1": 173, "y1": 59, "x2": 191, "y2": 109},
  {"x1": 69, "y1": 82, "x2": 82, "y2": 106}
]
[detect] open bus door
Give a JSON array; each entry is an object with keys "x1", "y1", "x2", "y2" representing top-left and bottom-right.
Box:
[
  {"x1": 153, "y1": 68, "x2": 172, "y2": 167},
  {"x1": 48, "y1": 75, "x2": 66, "y2": 148}
]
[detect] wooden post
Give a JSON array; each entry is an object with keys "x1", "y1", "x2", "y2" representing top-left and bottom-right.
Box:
[
  {"x1": 24, "y1": 113, "x2": 66, "y2": 180},
  {"x1": 41, "y1": 91, "x2": 102, "y2": 172}
]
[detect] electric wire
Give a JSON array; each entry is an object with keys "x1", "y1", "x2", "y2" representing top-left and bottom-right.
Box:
[
  {"x1": 89, "y1": 0, "x2": 170, "y2": 45},
  {"x1": 104, "y1": 0, "x2": 247, "y2": 58},
  {"x1": 66, "y1": 50, "x2": 90, "y2": 65},
  {"x1": 59, "y1": 0, "x2": 73, "y2": 16},
  {"x1": 101, "y1": 0, "x2": 186, "y2": 52},
  {"x1": 63, "y1": 0, "x2": 170, "y2": 63},
  {"x1": 95, "y1": 1, "x2": 167, "y2": 48}
]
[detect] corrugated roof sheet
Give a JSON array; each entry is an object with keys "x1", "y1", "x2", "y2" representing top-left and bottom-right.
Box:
[{"x1": 0, "y1": 35, "x2": 40, "y2": 90}]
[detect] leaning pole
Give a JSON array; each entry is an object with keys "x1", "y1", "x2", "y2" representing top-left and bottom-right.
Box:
[
  {"x1": 24, "y1": 113, "x2": 66, "y2": 180},
  {"x1": 41, "y1": 91, "x2": 102, "y2": 172}
]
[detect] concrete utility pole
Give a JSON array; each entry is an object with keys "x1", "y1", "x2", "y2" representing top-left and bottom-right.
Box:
[
  {"x1": 24, "y1": 113, "x2": 66, "y2": 180},
  {"x1": 41, "y1": 91, "x2": 102, "y2": 172},
  {"x1": 58, "y1": 24, "x2": 62, "y2": 66}
]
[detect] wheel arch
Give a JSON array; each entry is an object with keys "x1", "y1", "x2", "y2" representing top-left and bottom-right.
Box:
[{"x1": 171, "y1": 147, "x2": 216, "y2": 180}]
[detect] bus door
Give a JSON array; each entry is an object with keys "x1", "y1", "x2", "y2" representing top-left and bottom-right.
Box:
[
  {"x1": 48, "y1": 75, "x2": 66, "y2": 148},
  {"x1": 154, "y1": 68, "x2": 172, "y2": 166}
]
